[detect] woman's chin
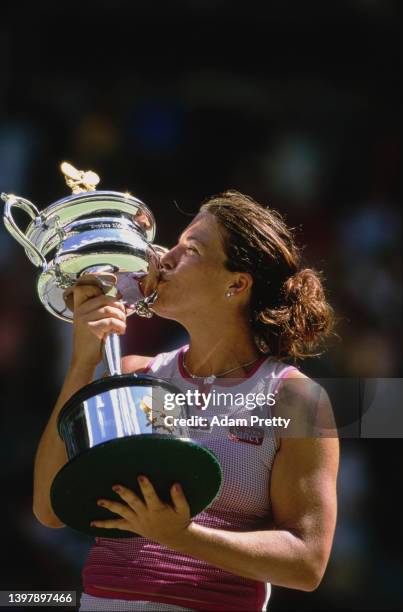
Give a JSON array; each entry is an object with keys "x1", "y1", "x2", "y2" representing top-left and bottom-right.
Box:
[{"x1": 150, "y1": 299, "x2": 177, "y2": 319}]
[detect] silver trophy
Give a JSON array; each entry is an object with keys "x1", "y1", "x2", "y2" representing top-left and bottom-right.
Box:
[{"x1": 1, "y1": 164, "x2": 221, "y2": 537}]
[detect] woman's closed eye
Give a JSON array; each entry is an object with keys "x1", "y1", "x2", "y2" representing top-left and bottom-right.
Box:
[{"x1": 185, "y1": 246, "x2": 199, "y2": 255}]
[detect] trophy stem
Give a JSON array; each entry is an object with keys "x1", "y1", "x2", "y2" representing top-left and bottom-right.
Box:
[{"x1": 103, "y1": 333, "x2": 122, "y2": 376}]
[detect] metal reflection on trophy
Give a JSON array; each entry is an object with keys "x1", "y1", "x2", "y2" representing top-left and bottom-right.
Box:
[{"x1": 1, "y1": 165, "x2": 222, "y2": 538}]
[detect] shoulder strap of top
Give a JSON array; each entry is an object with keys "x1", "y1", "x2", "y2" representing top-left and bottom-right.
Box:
[
  {"x1": 267, "y1": 361, "x2": 300, "y2": 394},
  {"x1": 143, "y1": 345, "x2": 187, "y2": 377}
]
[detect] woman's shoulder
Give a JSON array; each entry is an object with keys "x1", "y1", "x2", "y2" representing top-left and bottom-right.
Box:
[
  {"x1": 280, "y1": 366, "x2": 329, "y2": 401},
  {"x1": 274, "y1": 365, "x2": 337, "y2": 435},
  {"x1": 273, "y1": 361, "x2": 324, "y2": 403},
  {"x1": 121, "y1": 354, "x2": 153, "y2": 373},
  {"x1": 265, "y1": 356, "x2": 313, "y2": 383},
  {"x1": 282, "y1": 366, "x2": 309, "y2": 381},
  {"x1": 121, "y1": 345, "x2": 186, "y2": 374}
]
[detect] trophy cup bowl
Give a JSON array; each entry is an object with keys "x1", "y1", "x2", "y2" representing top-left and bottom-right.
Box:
[{"x1": 1, "y1": 164, "x2": 222, "y2": 537}]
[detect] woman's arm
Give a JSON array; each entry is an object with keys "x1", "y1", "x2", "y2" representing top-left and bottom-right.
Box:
[
  {"x1": 33, "y1": 354, "x2": 151, "y2": 528},
  {"x1": 174, "y1": 435, "x2": 338, "y2": 591},
  {"x1": 32, "y1": 283, "x2": 136, "y2": 528},
  {"x1": 33, "y1": 361, "x2": 97, "y2": 527}
]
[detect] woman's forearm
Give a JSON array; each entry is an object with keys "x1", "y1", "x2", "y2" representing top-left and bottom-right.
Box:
[
  {"x1": 33, "y1": 361, "x2": 97, "y2": 527},
  {"x1": 173, "y1": 522, "x2": 320, "y2": 591}
]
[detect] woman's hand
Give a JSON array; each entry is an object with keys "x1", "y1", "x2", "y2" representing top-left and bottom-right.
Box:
[
  {"x1": 91, "y1": 476, "x2": 192, "y2": 548},
  {"x1": 65, "y1": 282, "x2": 127, "y2": 369}
]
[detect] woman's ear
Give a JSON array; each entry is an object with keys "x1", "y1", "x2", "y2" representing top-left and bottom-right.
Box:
[{"x1": 227, "y1": 272, "x2": 253, "y2": 297}]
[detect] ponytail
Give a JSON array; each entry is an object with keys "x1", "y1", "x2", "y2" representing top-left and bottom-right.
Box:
[{"x1": 255, "y1": 268, "x2": 334, "y2": 359}]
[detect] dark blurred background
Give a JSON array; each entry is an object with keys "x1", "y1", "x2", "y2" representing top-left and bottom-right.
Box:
[{"x1": 0, "y1": 1, "x2": 401, "y2": 610}]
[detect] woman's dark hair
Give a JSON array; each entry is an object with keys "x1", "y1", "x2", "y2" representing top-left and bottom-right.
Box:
[{"x1": 200, "y1": 190, "x2": 335, "y2": 360}]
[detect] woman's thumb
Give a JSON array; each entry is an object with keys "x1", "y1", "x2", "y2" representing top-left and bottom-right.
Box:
[{"x1": 64, "y1": 283, "x2": 103, "y2": 312}]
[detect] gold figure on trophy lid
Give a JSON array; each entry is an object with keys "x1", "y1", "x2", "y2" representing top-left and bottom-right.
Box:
[{"x1": 60, "y1": 162, "x2": 100, "y2": 194}]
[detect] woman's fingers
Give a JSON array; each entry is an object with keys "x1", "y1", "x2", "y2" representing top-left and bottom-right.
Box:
[
  {"x1": 64, "y1": 283, "x2": 127, "y2": 316},
  {"x1": 96, "y1": 498, "x2": 134, "y2": 521},
  {"x1": 79, "y1": 293, "x2": 126, "y2": 316},
  {"x1": 170, "y1": 483, "x2": 190, "y2": 517},
  {"x1": 90, "y1": 481, "x2": 192, "y2": 542},
  {"x1": 112, "y1": 485, "x2": 146, "y2": 513},
  {"x1": 137, "y1": 476, "x2": 165, "y2": 511},
  {"x1": 90, "y1": 518, "x2": 130, "y2": 530},
  {"x1": 88, "y1": 318, "x2": 126, "y2": 337},
  {"x1": 63, "y1": 284, "x2": 103, "y2": 312},
  {"x1": 72, "y1": 284, "x2": 104, "y2": 310},
  {"x1": 83, "y1": 304, "x2": 127, "y2": 323}
]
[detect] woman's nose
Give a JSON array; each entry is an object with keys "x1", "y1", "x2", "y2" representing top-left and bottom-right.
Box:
[{"x1": 160, "y1": 248, "x2": 176, "y2": 270}]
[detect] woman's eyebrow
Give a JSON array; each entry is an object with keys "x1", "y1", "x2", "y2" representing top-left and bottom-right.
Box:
[{"x1": 180, "y1": 234, "x2": 206, "y2": 246}]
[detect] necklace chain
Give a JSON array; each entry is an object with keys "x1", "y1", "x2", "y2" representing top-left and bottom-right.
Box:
[{"x1": 182, "y1": 352, "x2": 260, "y2": 384}]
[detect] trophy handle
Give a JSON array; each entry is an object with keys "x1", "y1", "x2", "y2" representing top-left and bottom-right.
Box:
[
  {"x1": 103, "y1": 333, "x2": 122, "y2": 376},
  {"x1": 1, "y1": 193, "x2": 47, "y2": 269}
]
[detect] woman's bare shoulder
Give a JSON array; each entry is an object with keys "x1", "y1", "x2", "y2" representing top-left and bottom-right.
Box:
[
  {"x1": 121, "y1": 354, "x2": 154, "y2": 374},
  {"x1": 282, "y1": 367, "x2": 309, "y2": 381},
  {"x1": 277, "y1": 367, "x2": 337, "y2": 435}
]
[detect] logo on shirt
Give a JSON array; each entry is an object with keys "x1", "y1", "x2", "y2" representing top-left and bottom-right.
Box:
[{"x1": 228, "y1": 426, "x2": 265, "y2": 446}]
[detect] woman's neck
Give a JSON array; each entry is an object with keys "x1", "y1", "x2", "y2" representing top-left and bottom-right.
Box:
[{"x1": 183, "y1": 316, "x2": 261, "y2": 378}]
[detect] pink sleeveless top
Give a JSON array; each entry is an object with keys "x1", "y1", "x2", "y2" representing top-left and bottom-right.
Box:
[{"x1": 83, "y1": 346, "x2": 297, "y2": 611}]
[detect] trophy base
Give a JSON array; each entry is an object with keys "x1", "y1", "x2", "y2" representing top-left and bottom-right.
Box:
[{"x1": 50, "y1": 435, "x2": 222, "y2": 538}]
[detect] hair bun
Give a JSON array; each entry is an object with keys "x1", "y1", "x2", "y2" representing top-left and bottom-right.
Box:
[
  {"x1": 257, "y1": 268, "x2": 334, "y2": 359},
  {"x1": 283, "y1": 268, "x2": 326, "y2": 305}
]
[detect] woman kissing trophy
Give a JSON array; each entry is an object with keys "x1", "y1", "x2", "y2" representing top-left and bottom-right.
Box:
[{"x1": 1, "y1": 163, "x2": 221, "y2": 538}]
